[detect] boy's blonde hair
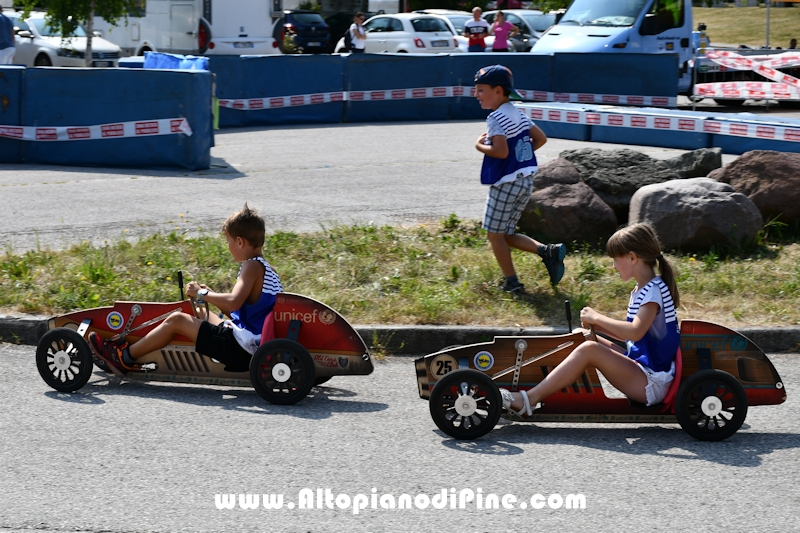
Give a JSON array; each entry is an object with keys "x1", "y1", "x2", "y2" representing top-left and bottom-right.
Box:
[
  {"x1": 606, "y1": 223, "x2": 680, "y2": 307},
  {"x1": 223, "y1": 203, "x2": 265, "y2": 248}
]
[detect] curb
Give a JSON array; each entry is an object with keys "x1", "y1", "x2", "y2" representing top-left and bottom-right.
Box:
[{"x1": 3, "y1": 314, "x2": 799, "y2": 356}]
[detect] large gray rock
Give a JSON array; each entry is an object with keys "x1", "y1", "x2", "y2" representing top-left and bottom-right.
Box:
[
  {"x1": 560, "y1": 147, "x2": 723, "y2": 223},
  {"x1": 707, "y1": 150, "x2": 800, "y2": 224},
  {"x1": 519, "y1": 159, "x2": 618, "y2": 245},
  {"x1": 629, "y1": 177, "x2": 763, "y2": 251}
]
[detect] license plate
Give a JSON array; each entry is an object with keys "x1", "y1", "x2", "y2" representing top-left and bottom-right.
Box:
[
  {"x1": 234, "y1": 42, "x2": 254, "y2": 48},
  {"x1": 93, "y1": 61, "x2": 111, "y2": 67},
  {"x1": 308, "y1": 42, "x2": 321, "y2": 47},
  {"x1": 431, "y1": 40, "x2": 449, "y2": 47}
]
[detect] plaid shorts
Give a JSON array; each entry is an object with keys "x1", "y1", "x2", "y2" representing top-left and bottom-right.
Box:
[{"x1": 482, "y1": 175, "x2": 534, "y2": 234}]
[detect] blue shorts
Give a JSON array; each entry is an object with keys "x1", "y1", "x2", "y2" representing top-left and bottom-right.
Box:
[
  {"x1": 468, "y1": 45, "x2": 486, "y2": 52},
  {"x1": 482, "y1": 175, "x2": 534, "y2": 234}
]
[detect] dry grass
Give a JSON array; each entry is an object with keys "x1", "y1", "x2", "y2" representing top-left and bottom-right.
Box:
[
  {"x1": 694, "y1": 5, "x2": 800, "y2": 48},
  {"x1": 2, "y1": 218, "x2": 799, "y2": 329}
]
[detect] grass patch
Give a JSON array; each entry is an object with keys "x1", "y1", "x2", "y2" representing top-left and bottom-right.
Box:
[
  {"x1": 1, "y1": 219, "x2": 799, "y2": 327},
  {"x1": 694, "y1": 5, "x2": 800, "y2": 48}
]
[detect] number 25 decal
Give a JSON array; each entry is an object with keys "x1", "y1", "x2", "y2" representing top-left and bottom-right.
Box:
[{"x1": 431, "y1": 355, "x2": 457, "y2": 379}]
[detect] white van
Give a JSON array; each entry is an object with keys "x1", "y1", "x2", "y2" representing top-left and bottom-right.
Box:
[{"x1": 93, "y1": 0, "x2": 280, "y2": 57}]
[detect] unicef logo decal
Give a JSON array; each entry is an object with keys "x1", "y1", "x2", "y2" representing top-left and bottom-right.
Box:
[
  {"x1": 106, "y1": 311, "x2": 124, "y2": 330},
  {"x1": 729, "y1": 336, "x2": 748, "y2": 351},
  {"x1": 320, "y1": 310, "x2": 336, "y2": 325},
  {"x1": 474, "y1": 351, "x2": 494, "y2": 372}
]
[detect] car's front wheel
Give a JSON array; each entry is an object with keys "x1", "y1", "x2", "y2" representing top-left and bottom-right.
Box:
[{"x1": 34, "y1": 54, "x2": 52, "y2": 66}]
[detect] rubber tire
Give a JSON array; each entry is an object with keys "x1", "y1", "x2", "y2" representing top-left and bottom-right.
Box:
[
  {"x1": 36, "y1": 328, "x2": 94, "y2": 392},
  {"x1": 429, "y1": 369, "x2": 502, "y2": 440},
  {"x1": 34, "y1": 54, "x2": 52, "y2": 66},
  {"x1": 675, "y1": 369, "x2": 748, "y2": 442},
  {"x1": 250, "y1": 339, "x2": 316, "y2": 405}
]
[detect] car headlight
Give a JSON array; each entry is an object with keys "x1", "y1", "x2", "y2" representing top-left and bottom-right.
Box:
[{"x1": 57, "y1": 48, "x2": 83, "y2": 58}]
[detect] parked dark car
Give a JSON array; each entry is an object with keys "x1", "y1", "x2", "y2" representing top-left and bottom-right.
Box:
[
  {"x1": 324, "y1": 11, "x2": 381, "y2": 53},
  {"x1": 273, "y1": 10, "x2": 330, "y2": 54}
]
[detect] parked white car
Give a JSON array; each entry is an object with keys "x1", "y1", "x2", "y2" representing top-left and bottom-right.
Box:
[
  {"x1": 8, "y1": 11, "x2": 121, "y2": 67},
  {"x1": 334, "y1": 13, "x2": 460, "y2": 54}
]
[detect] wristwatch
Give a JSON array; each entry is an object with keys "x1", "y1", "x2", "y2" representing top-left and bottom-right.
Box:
[{"x1": 197, "y1": 288, "x2": 209, "y2": 305}]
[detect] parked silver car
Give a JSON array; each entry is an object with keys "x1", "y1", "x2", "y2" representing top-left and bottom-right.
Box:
[{"x1": 9, "y1": 11, "x2": 121, "y2": 67}]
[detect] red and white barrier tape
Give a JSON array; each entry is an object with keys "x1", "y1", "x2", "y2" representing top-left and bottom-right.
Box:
[
  {"x1": 521, "y1": 105, "x2": 800, "y2": 143},
  {"x1": 218, "y1": 87, "x2": 675, "y2": 110},
  {"x1": 0, "y1": 118, "x2": 192, "y2": 141},
  {"x1": 697, "y1": 50, "x2": 800, "y2": 100}
]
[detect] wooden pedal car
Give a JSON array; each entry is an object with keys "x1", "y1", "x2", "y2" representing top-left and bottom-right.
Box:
[
  {"x1": 36, "y1": 293, "x2": 373, "y2": 404},
  {"x1": 415, "y1": 320, "x2": 786, "y2": 441}
]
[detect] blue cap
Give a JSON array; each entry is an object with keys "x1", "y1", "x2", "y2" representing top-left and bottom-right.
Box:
[{"x1": 474, "y1": 64, "x2": 523, "y2": 101}]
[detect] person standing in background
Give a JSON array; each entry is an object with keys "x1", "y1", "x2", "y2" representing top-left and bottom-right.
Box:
[
  {"x1": 0, "y1": 6, "x2": 15, "y2": 65},
  {"x1": 488, "y1": 12, "x2": 518, "y2": 53},
  {"x1": 349, "y1": 12, "x2": 367, "y2": 54},
  {"x1": 463, "y1": 7, "x2": 489, "y2": 52}
]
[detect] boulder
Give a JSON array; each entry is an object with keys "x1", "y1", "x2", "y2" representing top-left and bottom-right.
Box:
[
  {"x1": 707, "y1": 150, "x2": 800, "y2": 224},
  {"x1": 519, "y1": 159, "x2": 618, "y2": 245},
  {"x1": 629, "y1": 178, "x2": 763, "y2": 251},
  {"x1": 560, "y1": 147, "x2": 723, "y2": 223}
]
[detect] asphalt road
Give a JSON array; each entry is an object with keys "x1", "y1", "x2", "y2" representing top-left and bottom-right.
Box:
[
  {"x1": 0, "y1": 343, "x2": 797, "y2": 533},
  {"x1": 0, "y1": 119, "x2": 748, "y2": 254}
]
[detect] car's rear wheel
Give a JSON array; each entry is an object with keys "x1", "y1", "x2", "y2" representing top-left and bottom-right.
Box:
[
  {"x1": 675, "y1": 369, "x2": 748, "y2": 441},
  {"x1": 34, "y1": 54, "x2": 52, "y2": 66},
  {"x1": 429, "y1": 369, "x2": 502, "y2": 440},
  {"x1": 250, "y1": 339, "x2": 316, "y2": 405},
  {"x1": 36, "y1": 328, "x2": 94, "y2": 393}
]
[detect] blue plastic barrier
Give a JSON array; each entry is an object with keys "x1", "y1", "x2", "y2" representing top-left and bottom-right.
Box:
[
  {"x1": 21, "y1": 68, "x2": 212, "y2": 170},
  {"x1": 590, "y1": 107, "x2": 711, "y2": 150},
  {"x1": 0, "y1": 66, "x2": 24, "y2": 163},
  {"x1": 524, "y1": 102, "x2": 591, "y2": 141},
  {"x1": 549, "y1": 53, "x2": 677, "y2": 99},
  {"x1": 708, "y1": 113, "x2": 800, "y2": 154},
  {"x1": 344, "y1": 53, "x2": 451, "y2": 122},
  {"x1": 210, "y1": 55, "x2": 345, "y2": 127}
]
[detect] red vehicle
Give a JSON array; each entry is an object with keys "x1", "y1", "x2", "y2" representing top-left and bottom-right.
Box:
[
  {"x1": 36, "y1": 292, "x2": 373, "y2": 405},
  {"x1": 415, "y1": 320, "x2": 786, "y2": 441}
]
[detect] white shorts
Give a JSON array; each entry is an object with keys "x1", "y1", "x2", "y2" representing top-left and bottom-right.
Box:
[
  {"x1": 636, "y1": 362, "x2": 675, "y2": 406},
  {"x1": 0, "y1": 47, "x2": 14, "y2": 65}
]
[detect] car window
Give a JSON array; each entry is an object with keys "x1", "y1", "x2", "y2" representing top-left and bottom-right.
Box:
[
  {"x1": 10, "y1": 17, "x2": 31, "y2": 32},
  {"x1": 388, "y1": 18, "x2": 403, "y2": 32},
  {"x1": 31, "y1": 18, "x2": 86, "y2": 37},
  {"x1": 505, "y1": 13, "x2": 523, "y2": 27},
  {"x1": 365, "y1": 17, "x2": 390, "y2": 33},
  {"x1": 411, "y1": 17, "x2": 449, "y2": 32},
  {"x1": 522, "y1": 13, "x2": 556, "y2": 32},
  {"x1": 446, "y1": 15, "x2": 470, "y2": 31},
  {"x1": 290, "y1": 13, "x2": 326, "y2": 24}
]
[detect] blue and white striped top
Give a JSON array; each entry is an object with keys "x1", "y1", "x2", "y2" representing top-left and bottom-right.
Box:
[
  {"x1": 230, "y1": 256, "x2": 282, "y2": 336},
  {"x1": 480, "y1": 102, "x2": 538, "y2": 186},
  {"x1": 625, "y1": 276, "x2": 680, "y2": 373}
]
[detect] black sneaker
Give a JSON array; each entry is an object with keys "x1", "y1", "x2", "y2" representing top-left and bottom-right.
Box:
[
  {"x1": 541, "y1": 243, "x2": 566, "y2": 285},
  {"x1": 499, "y1": 279, "x2": 525, "y2": 293}
]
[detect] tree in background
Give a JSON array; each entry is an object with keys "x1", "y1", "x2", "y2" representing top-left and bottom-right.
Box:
[{"x1": 19, "y1": 0, "x2": 139, "y2": 67}]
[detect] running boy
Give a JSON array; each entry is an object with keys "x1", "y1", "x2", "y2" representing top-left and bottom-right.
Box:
[
  {"x1": 474, "y1": 64, "x2": 565, "y2": 292},
  {"x1": 89, "y1": 203, "x2": 283, "y2": 375}
]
